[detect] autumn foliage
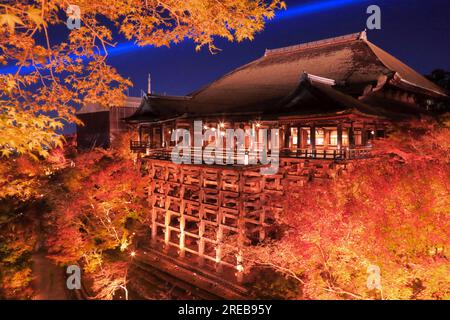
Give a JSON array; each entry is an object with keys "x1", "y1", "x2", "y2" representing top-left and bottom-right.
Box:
[
  {"x1": 0, "y1": 1, "x2": 285, "y2": 299},
  {"x1": 42, "y1": 134, "x2": 146, "y2": 297},
  {"x1": 0, "y1": 151, "x2": 67, "y2": 299},
  {"x1": 0, "y1": 0, "x2": 284, "y2": 159},
  {"x1": 1, "y1": 1, "x2": 448, "y2": 300},
  {"x1": 244, "y1": 118, "x2": 450, "y2": 300}
]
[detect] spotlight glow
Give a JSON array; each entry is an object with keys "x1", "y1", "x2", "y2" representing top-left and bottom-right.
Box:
[
  {"x1": 0, "y1": 0, "x2": 377, "y2": 75},
  {"x1": 275, "y1": 0, "x2": 373, "y2": 21}
]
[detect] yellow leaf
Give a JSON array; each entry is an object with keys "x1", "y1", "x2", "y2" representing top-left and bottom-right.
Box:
[
  {"x1": 1, "y1": 149, "x2": 12, "y2": 158},
  {"x1": 27, "y1": 8, "x2": 47, "y2": 29},
  {"x1": 0, "y1": 13, "x2": 25, "y2": 33}
]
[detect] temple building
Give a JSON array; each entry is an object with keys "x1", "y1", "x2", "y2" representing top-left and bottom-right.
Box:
[
  {"x1": 124, "y1": 31, "x2": 447, "y2": 294},
  {"x1": 76, "y1": 96, "x2": 141, "y2": 149},
  {"x1": 127, "y1": 31, "x2": 446, "y2": 160}
]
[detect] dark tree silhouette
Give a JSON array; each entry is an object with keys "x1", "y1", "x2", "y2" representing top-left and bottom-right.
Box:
[
  {"x1": 425, "y1": 69, "x2": 450, "y2": 113},
  {"x1": 426, "y1": 69, "x2": 450, "y2": 91}
]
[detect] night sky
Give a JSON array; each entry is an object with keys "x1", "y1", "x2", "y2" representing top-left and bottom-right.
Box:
[
  {"x1": 107, "y1": 0, "x2": 450, "y2": 97},
  {"x1": 2, "y1": 0, "x2": 450, "y2": 124}
]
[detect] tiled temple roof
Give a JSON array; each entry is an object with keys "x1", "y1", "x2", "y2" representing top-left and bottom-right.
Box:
[{"x1": 126, "y1": 31, "x2": 447, "y2": 123}]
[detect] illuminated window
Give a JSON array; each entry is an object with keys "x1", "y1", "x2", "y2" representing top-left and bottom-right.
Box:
[
  {"x1": 342, "y1": 131, "x2": 349, "y2": 146},
  {"x1": 329, "y1": 130, "x2": 349, "y2": 146},
  {"x1": 354, "y1": 129, "x2": 362, "y2": 145},
  {"x1": 316, "y1": 129, "x2": 324, "y2": 146},
  {"x1": 330, "y1": 130, "x2": 338, "y2": 145},
  {"x1": 291, "y1": 128, "x2": 298, "y2": 146}
]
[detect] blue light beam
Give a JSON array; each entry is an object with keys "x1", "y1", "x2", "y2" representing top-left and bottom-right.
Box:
[
  {"x1": 275, "y1": 0, "x2": 373, "y2": 20},
  {"x1": 0, "y1": 0, "x2": 375, "y2": 75}
]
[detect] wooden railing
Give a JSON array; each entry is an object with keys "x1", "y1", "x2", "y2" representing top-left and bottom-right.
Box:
[
  {"x1": 130, "y1": 141, "x2": 153, "y2": 152},
  {"x1": 130, "y1": 141, "x2": 372, "y2": 162},
  {"x1": 280, "y1": 147, "x2": 372, "y2": 160}
]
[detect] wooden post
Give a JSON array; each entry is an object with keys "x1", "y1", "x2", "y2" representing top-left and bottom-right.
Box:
[
  {"x1": 148, "y1": 126, "x2": 153, "y2": 146},
  {"x1": 150, "y1": 167, "x2": 157, "y2": 242},
  {"x1": 160, "y1": 124, "x2": 165, "y2": 147},
  {"x1": 164, "y1": 213, "x2": 170, "y2": 251},
  {"x1": 198, "y1": 168, "x2": 205, "y2": 266},
  {"x1": 310, "y1": 125, "x2": 316, "y2": 156},
  {"x1": 362, "y1": 124, "x2": 368, "y2": 147},
  {"x1": 284, "y1": 125, "x2": 290, "y2": 149},
  {"x1": 337, "y1": 124, "x2": 343, "y2": 150},
  {"x1": 259, "y1": 209, "x2": 266, "y2": 241},
  {"x1": 236, "y1": 172, "x2": 246, "y2": 283},
  {"x1": 198, "y1": 220, "x2": 205, "y2": 266},
  {"x1": 179, "y1": 199, "x2": 186, "y2": 258},
  {"x1": 163, "y1": 165, "x2": 170, "y2": 252},
  {"x1": 215, "y1": 224, "x2": 223, "y2": 273},
  {"x1": 348, "y1": 124, "x2": 355, "y2": 148},
  {"x1": 190, "y1": 120, "x2": 195, "y2": 149}
]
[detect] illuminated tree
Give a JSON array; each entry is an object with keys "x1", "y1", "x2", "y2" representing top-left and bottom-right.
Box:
[
  {"x1": 244, "y1": 118, "x2": 450, "y2": 300},
  {"x1": 44, "y1": 134, "x2": 147, "y2": 298},
  {"x1": 0, "y1": 2, "x2": 284, "y2": 297},
  {"x1": 0, "y1": 150, "x2": 69, "y2": 299},
  {"x1": 0, "y1": 0, "x2": 284, "y2": 159}
]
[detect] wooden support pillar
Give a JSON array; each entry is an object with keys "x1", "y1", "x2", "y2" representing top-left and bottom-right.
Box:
[
  {"x1": 173, "y1": 121, "x2": 178, "y2": 146},
  {"x1": 164, "y1": 215, "x2": 170, "y2": 251},
  {"x1": 138, "y1": 125, "x2": 142, "y2": 143},
  {"x1": 198, "y1": 168, "x2": 205, "y2": 266},
  {"x1": 284, "y1": 125, "x2": 290, "y2": 149},
  {"x1": 161, "y1": 124, "x2": 165, "y2": 147},
  {"x1": 148, "y1": 126, "x2": 153, "y2": 145},
  {"x1": 150, "y1": 175, "x2": 157, "y2": 242},
  {"x1": 310, "y1": 125, "x2": 316, "y2": 155},
  {"x1": 236, "y1": 172, "x2": 246, "y2": 283},
  {"x1": 259, "y1": 209, "x2": 266, "y2": 242},
  {"x1": 164, "y1": 177, "x2": 170, "y2": 252},
  {"x1": 361, "y1": 123, "x2": 368, "y2": 146},
  {"x1": 189, "y1": 120, "x2": 194, "y2": 148},
  {"x1": 198, "y1": 221, "x2": 205, "y2": 266},
  {"x1": 337, "y1": 124, "x2": 343, "y2": 150},
  {"x1": 323, "y1": 129, "x2": 329, "y2": 149},
  {"x1": 179, "y1": 199, "x2": 186, "y2": 258},
  {"x1": 215, "y1": 170, "x2": 224, "y2": 272},
  {"x1": 348, "y1": 124, "x2": 355, "y2": 148},
  {"x1": 215, "y1": 224, "x2": 223, "y2": 273}
]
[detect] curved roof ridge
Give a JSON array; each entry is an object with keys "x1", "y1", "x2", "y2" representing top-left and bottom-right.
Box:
[
  {"x1": 364, "y1": 40, "x2": 447, "y2": 97},
  {"x1": 189, "y1": 31, "x2": 366, "y2": 99},
  {"x1": 264, "y1": 31, "x2": 366, "y2": 57},
  {"x1": 187, "y1": 30, "x2": 367, "y2": 97}
]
